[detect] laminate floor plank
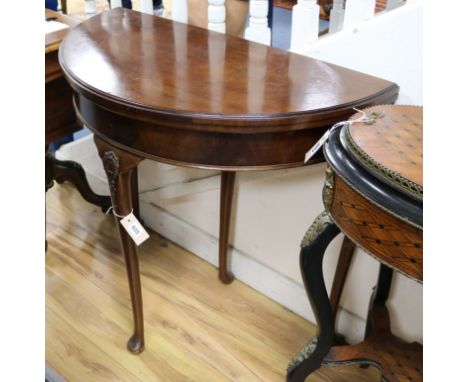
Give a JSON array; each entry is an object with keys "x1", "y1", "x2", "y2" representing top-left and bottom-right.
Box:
[
  {"x1": 46, "y1": 307, "x2": 142, "y2": 382},
  {"x1": 46, "y1": 183, "x2": 381, "y2": 381}
]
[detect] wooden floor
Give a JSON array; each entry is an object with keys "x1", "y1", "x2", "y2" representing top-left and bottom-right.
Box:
[{"x1": 46, "y1": 183, "x2": 381, "y2": 381}]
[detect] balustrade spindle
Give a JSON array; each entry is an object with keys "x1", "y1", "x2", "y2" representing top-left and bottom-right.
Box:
[
  {"x1": 208, "y1": 0, "x2": 226, "y2": 33},
  {"x1": 110, "y1": 0, "x2": 122, "y2": 8},
  {"x1": 140, "y1": 0, "x2": 154, "y2": 15},
  {"x1": 290, "y1": 0, "x2": 320, "y2": 52},
  {"x1": 245, "y1": 0, "x2": 271, "y2": 45},
  {"x1": 84, "y1": 0, "x2": 97, "y2": 15},
  {"x1": 329, "y1": 0, "x2": 345, "y2": 34},
  {"x1": 342, "y1": 0, "x2": 376, "y2": 29},
  {"x1": 172, "y1": 0, "x2": 189, "y2": 23}
]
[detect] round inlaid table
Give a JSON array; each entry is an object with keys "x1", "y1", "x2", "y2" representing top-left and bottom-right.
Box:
[
  {"x1": 287, "y1": 105, "x2": 423, "y2": 382},
  {"x1": 59, "y1": 8, "x2": 398, "y2": 353}
]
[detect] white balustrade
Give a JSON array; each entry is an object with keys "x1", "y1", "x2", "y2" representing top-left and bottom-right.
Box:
[
  {"x1": 140, "y1": 0, "x2": 154, "y2": 15},
  {"x1": 245, "y1": 0, "x2": 271, "y2": 45},
  {"x1": 172, "y1": 0, "x2": 189, "y2": 23},
  {"x1": 84, "y1": 0, "x2": 97, "y2": 15},
  {"x1": 290, "y1": 0, "x2": 320, "y2": 52},
  {"x1": 110, "y1": 0, "x2": 122, "y2": 8},
  {"x1": 208, "y1": 0, "x2": 226, "y2": 33},
  {"x1": 329, "y1": 0, "x2": 345, "y2": 34},
  {"x1": 342, "y1": 0, "x2": 376, "y2": 29}
]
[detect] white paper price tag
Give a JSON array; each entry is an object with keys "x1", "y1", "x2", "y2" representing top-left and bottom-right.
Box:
[
  {"x1": 120, "y1": 212, "x2": 150, "y2": 246},
  {"x1": 304, "y1": 129, "x2": 330, "y2": 164}
]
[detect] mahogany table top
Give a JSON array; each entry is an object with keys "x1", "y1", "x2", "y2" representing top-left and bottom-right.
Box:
[
  {"x1": 60, "y1": 8, "x2": 398, "y2": 132},
  {"x1": 344, "y1": 105, "x2": 422, "y2": 200},
  {"x1": 59, "y1": 8, "x2": 399, "y2": 170}
]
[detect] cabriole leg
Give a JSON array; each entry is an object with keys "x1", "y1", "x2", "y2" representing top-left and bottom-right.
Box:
[
  {"x1": 287, "y1": 211, "x2": 340, "y2": 382},
  {"x1": 218, "y1": 171, "x2": 236, "y2": 284},
  {"x1": 94, "y1": 136, "x2": 145, "y2": 354}
]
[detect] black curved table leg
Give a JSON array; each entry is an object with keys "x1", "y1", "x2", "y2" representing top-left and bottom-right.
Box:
[
  {"x1": 287, "y1": 211, "x2": 340, "y2": 382},
  {"x1": 46, "y1": 149, "x2": 112, "y2": 212}
]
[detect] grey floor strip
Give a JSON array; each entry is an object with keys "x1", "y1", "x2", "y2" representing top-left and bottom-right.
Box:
[{"x1": 45, "y1": 364, "x2": 65, "y2": 382}]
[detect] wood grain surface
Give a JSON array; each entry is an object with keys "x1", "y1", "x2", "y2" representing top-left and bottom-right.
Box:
[
  {"x1": 46, "y1": 183, "x2": 382, "y2": 381},
  {"x1": 346, "y1": 105, "x2": 422, "y2": 195},
  {"x1": 60, "y1": 8, "x2": 398, "y2": 125},
  {"x1": 330, "y1": 175, "x2": 422, "y2": 282},
  {"x1": 59, "y1": 8, "x2": 397, "y2": 171}
]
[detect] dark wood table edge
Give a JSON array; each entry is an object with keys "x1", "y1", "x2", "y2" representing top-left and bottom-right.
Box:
[{"x1": 60, "y1": 60, "x2": 399, "y2": 133}]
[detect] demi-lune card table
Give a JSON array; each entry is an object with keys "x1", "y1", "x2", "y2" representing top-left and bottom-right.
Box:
[
  {"x1": 59, "y1": 8, "x2": 398, "y2": 353},
  {"x1": 287, "y1": 105, "x2": 422, "y2": 382}
]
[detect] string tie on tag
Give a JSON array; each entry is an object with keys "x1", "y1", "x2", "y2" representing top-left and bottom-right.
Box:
[
  {"x1": 106, "y1": 206, "x2": 133, "y2": 219},
  {"x1": 329, "y1": 108, "x2": 385, "y2": 134},
  {"x1": 348, "y1": 108, "x2": 385, "y2": 126},
  {"x1": 303, "y1": 108, "x2": 385, "y2": 164}
]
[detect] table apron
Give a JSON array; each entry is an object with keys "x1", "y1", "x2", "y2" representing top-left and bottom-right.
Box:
[
  {"x1": 329, "y1": 174, "x2": 423, "y2": 282},
  {"x1": 74, "y1": 94, "x2": 329, "y2": 171}
]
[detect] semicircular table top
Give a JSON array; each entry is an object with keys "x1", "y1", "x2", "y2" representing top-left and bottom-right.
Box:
[{"x1": 60, "y1": 8, "x2": 398, "y2": 130}]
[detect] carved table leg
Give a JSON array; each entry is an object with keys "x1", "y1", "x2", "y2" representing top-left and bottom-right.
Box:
[
  {"x1": 45, "y1": 146, "x2": 55, "y2": 193},
  {"x1": 94, "y1": 136, "x2": 145, "y2": 354},
  {"x1": 218, "y1": 171, "x2": 236, "y2": 284},
  {"x1": 287, "y1": 211, "x2": 340, "y2": 382},
  {"x1": 45, "y1": 146, "x2": 54, "y2": 251},
  {"x1": 45, "y1": 148, "x2": 111, "y2": 211},
  {"x1": 46, "y1": 145, "x2": 112, "y2": 251}
]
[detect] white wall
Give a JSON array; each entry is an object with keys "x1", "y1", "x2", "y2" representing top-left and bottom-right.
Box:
[
  {"x1": 295, "y1": 0, "x2": 423, "y2": 342},
  {"x1": 55, "y1": 0, "x2": 423, "y2": 345},
  {"x1": 298, "y1": 0, "x2": 423, "y2": 106}
]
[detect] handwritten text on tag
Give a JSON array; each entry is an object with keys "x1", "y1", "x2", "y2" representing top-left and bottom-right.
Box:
[{"x1": 120, "y1": 212, "x2": 150, "y2": 246}]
